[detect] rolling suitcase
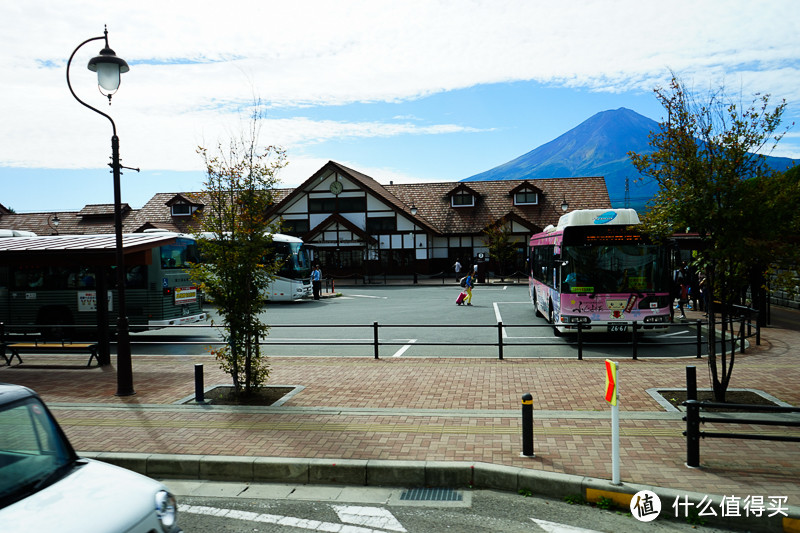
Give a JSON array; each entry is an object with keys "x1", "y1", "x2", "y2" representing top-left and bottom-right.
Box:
[{"x1": 456, "y1": 292, "x2": 467, "y2": 305}]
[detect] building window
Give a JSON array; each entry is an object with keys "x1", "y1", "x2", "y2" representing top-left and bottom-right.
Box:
[
  {"x1": 309, "y1": 197, "x2": 337, "y2": 213},
  {"x1": 171, "y1": 203, "x2": 192, "y2": 216},
  {"x1": 451, "y1": 191, "x2": 475, "y2": 207},
  {"x1": 338, "y1": 196, "x2": 366, "y2": 212},
  {"x1": 366, "y1": 216, "x2": 396, "y2": 233},
  {"x1": 282, "y1": 219, "x2": 309, "y2": 236},
  {"x1": 514, "y1": 190, "x2": 539, "y2": 205},
  {"x1": 309, "y1": 196, "x2": 366, "y2": 213}
]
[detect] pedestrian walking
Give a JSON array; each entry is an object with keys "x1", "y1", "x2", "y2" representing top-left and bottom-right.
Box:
[
  {"x1": 464, "y1": 268, "x2": 474, "y2": 306},
  {"x1": 453, "y1": 258, "x2": 462, "y2": 281}
]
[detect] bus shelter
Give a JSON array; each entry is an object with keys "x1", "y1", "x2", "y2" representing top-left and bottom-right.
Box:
[{"x1": 0, "y1": 233, "x2": 180, "y2": 364}]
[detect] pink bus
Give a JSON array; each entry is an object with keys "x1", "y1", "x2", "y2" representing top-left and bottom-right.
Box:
[{"x1": 529, "y1": 209, "x2": 671, "y2": 335}]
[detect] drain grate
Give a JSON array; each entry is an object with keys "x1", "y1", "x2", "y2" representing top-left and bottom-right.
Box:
[{"x1": 399, "y1": 488, "x2": 463, "y2": 501}]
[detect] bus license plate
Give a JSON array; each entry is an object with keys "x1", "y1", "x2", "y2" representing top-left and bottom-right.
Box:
[{"x1": 608, "y1": 324, "x2": 628, "y2": 333}]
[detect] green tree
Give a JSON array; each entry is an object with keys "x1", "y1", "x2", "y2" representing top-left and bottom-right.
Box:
[
  {"x1": 483, "y1": 218, "x2": 516, "y2": 281},
  {"x1": 629, "y1": 75, "x2": 791, "y2": 401},
  {"x1": 190, "y1": 111, "x2": 287, "y2": 397}
]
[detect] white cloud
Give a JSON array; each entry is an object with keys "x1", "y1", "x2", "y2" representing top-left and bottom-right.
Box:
[{"x1": 1, "y1": 0, "x2": 799, "y2": 175}]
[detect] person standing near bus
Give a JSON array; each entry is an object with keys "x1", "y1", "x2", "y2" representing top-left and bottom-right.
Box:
[
  {"x1": 312, "y1": 265, "x2": 322, "y2": 300},
  {"x1": 464, "y1": 268, "x2": 474, "y2": 306}
]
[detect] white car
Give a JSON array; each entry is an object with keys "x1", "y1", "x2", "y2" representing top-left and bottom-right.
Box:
[{"x1": 0, "y1": 383, "x2": 181, "y2": 533}]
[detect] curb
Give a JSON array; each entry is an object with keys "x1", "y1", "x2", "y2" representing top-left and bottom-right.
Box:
[{"x1": 82, "y1": 452, "x2": 800, "y2": 533}]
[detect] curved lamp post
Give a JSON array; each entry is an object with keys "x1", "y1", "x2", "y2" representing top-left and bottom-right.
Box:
[{"x1": 66, "y1": 26, "x2": 134, "y2": 396}]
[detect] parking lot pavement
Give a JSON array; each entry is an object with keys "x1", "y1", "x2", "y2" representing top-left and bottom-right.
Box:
[{"x1": 2, "y1": 284, "x2": 799, "y2": 530}]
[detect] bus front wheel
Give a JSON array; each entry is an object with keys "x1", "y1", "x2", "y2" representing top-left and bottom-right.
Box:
[
  {"x1": 533, "y1": 290, "x2": 543, "y2": 318},
  {"x1": 549, "y1": 304, "x2": 562, "y2": 337}
]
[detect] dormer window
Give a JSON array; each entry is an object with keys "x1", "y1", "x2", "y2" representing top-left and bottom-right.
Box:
[
  {"x1": 171, "y1": 203, "x2": 193, "y2": 216},
  {"x1": 451, "y1": 191, "x2": 475, "y2": 207},
  {"x1": 514, "y1": 189, "x2": 539, "y2": 205},
  {"x1": 510, "y1": 182, "x2": 542, "y2": 206},
  {"x1": 166, "y1": 194, "x2": 203, "y2": 218}
]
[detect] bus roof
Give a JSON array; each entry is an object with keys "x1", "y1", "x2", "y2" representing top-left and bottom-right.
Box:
[
  {"x1": 195, "y1": 232, "x2": 304, "y2": 243},
  {"x1": 554, "y1": 209, "x2": 640, "y2": 230}
]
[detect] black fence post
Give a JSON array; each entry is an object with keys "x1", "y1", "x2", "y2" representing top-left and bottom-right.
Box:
[
  {"x1": 577, "y1": 322, "x2": 583, "y2": 360},
  {"x1": 194, "y1": 364, "x2": 205, "y2": 403},
  {"x1": 498, "y1": 321, "x2": 504, "y2": 360},
  {"x1": 521, "y1": 393, "x2": 534, "y2": 457},
  {"x1": 684, "y1": 366, "x2": 700, "y2": 467},
  {"x1": 0, "y1": 322, "x2": 5, "y2": 361},
  {"x1": 696, "y1": 320, "x2": 702, "y2": 359},
  {"x1": 631, "y1": 321, "x2": 638, "y2": 360},
  {"x1": 739, "y1": 315, "x2": 746, "y2": 354},
  {"x1": 686, "y1": 365, "x2": 697, "y2": 401},
  {"x1": 373, "y1": 321, "x2": 380, "y2": 359}
]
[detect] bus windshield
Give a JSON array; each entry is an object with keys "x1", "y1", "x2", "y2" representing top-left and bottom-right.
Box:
[
  {"x1": 160, "y1": 238, "x2": 200, "y2": 269},
  {"x1": 561, "y1": 244, "x2": 669, "y2": 294},
  {"x1": 274, "y1": 241, "x2": 312, "y2": 279}
]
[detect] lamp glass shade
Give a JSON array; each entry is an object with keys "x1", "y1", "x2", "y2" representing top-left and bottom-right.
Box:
[{"x1": 96, "y1": 62, "x2": 121, "y2": 92}]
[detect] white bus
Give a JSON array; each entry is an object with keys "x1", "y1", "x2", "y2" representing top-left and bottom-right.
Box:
[{"x1": 196, "y1": 232, "x2": 313, "y2": 302}]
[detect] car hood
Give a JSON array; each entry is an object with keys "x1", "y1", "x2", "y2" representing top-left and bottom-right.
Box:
[{"x1": 1, "y1": 458, "x2": 164, "y2": 533}]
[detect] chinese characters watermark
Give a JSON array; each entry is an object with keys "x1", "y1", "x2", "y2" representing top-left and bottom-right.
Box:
[{"x1": 630, "y1": 491, "x2": 789, "y2": 523}]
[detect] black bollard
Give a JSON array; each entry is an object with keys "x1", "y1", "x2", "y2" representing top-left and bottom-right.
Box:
[
  {"x1": 685, "y1": 366, "x2": 700, "y2": 467},
  {"x1": 521, "y1": 393, "x2": 534, "y2": 457},
  {"x1": 194, "y1": 364, "x2": 205, "y2": 403}
]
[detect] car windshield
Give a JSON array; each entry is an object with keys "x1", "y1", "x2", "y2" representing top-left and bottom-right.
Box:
[{"x1": 0, "y1": 397, "x2": 74, "y2": 507}]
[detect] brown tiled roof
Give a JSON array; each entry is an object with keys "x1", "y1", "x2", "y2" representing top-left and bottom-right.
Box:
[
  {"x1": 0, "y1": 208, "x2": 143, "y2": 236},
  {"x1": 77, "y1": 203, "x2": 131, "y2": 217},
  {"x1": 0, "y1": 163, "x2": 610, "y2": 239},
  {"x1": 385, "y1": 176, "x2": 610, "y2": 235}
]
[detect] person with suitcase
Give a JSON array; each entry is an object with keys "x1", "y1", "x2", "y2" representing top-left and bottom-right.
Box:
[{"x1": 464, "y1": 269, "x2": 474, "y2": 306}]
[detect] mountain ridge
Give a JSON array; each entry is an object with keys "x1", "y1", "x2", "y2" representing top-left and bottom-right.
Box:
[{"x1": 462, "y1": 107, "x2": 797, "y2": 209}]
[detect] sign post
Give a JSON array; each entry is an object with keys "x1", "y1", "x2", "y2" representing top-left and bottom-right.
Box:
[{"x1": 605, "y1": 359, "x2": 620, "y2": 485}]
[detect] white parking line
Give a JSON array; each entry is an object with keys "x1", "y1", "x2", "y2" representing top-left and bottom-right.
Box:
[
  {"x1": 492, "y1": 302, "x2": 507, "y2": 337},
  {"x1": 392, "y1": 339, "x2": 417, "y2": 357}
]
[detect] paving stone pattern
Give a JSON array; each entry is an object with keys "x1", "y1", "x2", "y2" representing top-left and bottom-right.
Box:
[{"x1": 2, "y1": 313, "x2": 799, "y2": 505}]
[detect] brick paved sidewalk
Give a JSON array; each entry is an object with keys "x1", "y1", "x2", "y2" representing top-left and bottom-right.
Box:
[{"x1": 1, "y1": 317, "x2": 799, "y2": 507}]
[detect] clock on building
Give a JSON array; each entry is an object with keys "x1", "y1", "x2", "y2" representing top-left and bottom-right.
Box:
[{"x1": 329, "y1": 180, "x2": 343, "y2": 195}]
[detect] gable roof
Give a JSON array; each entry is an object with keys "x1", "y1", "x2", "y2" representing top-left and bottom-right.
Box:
[
  {"x1": 266, "y1": 160, "x2": 440, "y2": 235},
  {"x1": 303, "y1": 212, "x2": 378, "y2": 245}
]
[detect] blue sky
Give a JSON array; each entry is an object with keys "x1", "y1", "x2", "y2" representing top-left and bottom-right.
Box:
[{"x1": 1, "y1": 1, "x2": 799, "y2": 213}]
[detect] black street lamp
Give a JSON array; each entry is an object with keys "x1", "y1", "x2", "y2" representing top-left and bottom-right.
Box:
[{"x1": 66, "y1": 26, "x2": 135, "y2": 396}]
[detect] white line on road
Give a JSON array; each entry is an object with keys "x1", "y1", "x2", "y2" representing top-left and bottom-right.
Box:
[
  {"x1": 392, "y1": 339, "x2": 417, "y2": 357},
  {"x1": 349, "y1": 294, "x2": 389, "y2": 299},
  {"x1": 492, "y1": 302, "x2": 507, "y2": 337},
  {"x1": 181, "y1": 504, "x2": 398, "y2": 533},
  {"x1": 532, "y1": 518, "x2": 604, "y2": 532},
  {"x1": 333, "y1": 505, "x2": 407, "y2": 532}
]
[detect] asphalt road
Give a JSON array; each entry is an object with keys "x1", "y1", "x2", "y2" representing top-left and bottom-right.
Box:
[
  {"x1": 172, "y1": 482, "x2": 734, "y2": 533},
  {"x1": 127, "y1": 285, "x2": 710, "y2": 359}
]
